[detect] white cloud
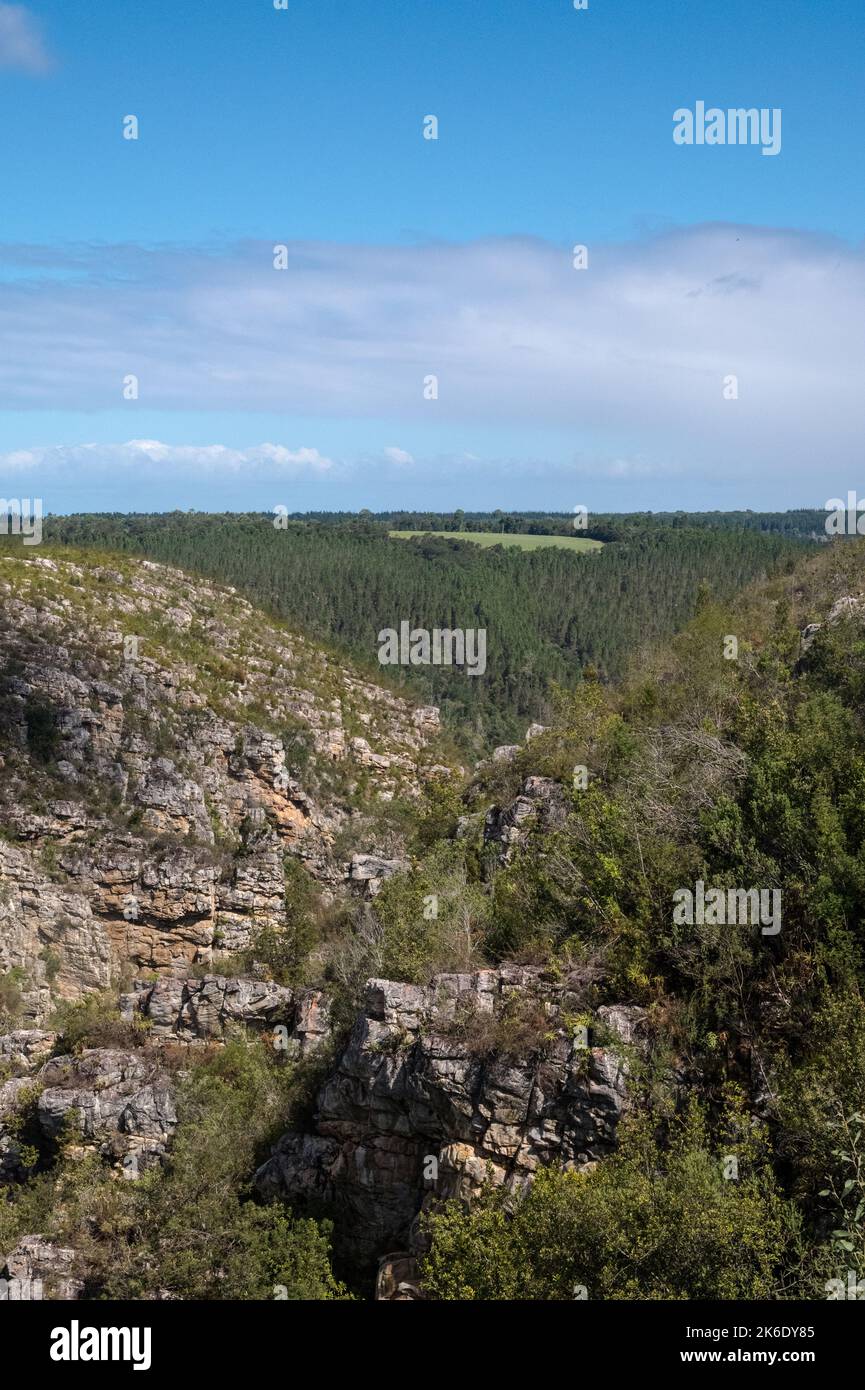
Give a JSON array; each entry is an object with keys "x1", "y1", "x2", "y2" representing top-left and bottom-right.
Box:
[
  {"x1": 0, "y1": 225, "x2": 863, "y2": 489},
  {"x1": 0, "y1": 440, "x2": 334, "y2": 477},
  {"x1": 0, "y1": 4, "x2": 52, "y2": 73}
]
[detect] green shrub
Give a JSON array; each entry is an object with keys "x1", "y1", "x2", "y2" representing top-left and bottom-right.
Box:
[
  {"x1": 24, "y1": 700, "x2": 60, "y2": 763},
  {"x1": 0, "y1": 1040, "x2": 349, "y2": 1301},
  {"x1": 421, "y1": 1103, "x2": 798, "y2": 1300},
  {"x1": 49, "y1": 991, "x2": 148, "y2": 1053},
  {"x1": 0, "y1": 966, "x2": 27, "y2": 1026},
  {"x1": 372, "y1": 842, "x2": 491, "y2": 983}
]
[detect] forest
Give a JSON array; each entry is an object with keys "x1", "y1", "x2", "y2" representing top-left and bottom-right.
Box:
[{"x1": 37, "y1": 511, "x2": 817, "y2": 749}]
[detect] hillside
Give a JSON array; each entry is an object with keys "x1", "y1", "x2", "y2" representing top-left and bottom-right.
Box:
[
  {"x1": 36, "y1": 512, "x2": 814, "y2": 749},
  {"x1": 0, "y1": 548, "x2": 455, "y2": 1024},
  {"x1": 1, "y1": 536, "x2": 864, "y2": 1301}
]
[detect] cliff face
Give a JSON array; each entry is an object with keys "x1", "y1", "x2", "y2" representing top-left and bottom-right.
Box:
[
  {"x1": 256, "y1": 967, "x2": 645, "y2": 1272},
  {"x1": 0, "y1": 551, "x2": 445, "y2": 1024},
  {"x1": 1, "y1": 969, "x2": 641, "y2": 1279}
]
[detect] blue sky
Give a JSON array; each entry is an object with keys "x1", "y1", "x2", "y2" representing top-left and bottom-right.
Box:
[{"x1": 0, "y1": 0, "x2": 863, "y2": 512}]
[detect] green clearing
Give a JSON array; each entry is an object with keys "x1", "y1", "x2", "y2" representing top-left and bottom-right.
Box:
[{"x1": 388, "y1": 530, "x2": 604, "y2": 552}]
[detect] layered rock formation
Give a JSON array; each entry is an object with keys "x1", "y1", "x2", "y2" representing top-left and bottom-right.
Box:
[
  {"x1": 0, "y1": 970, "x2": 334, "y2": 1193},
  {"x1": 0, "y1": 1235, "x2": 82, "y2": 1301},
  {"x1": 1, "y1": 549, "x2": 653, "y2": 1298},
  {"x1": 36, "y1": 1048, "x2": 178, "y2": 1178},
  {"x1": 120, "y1": 973, "x2": 332, "y2": 1055},
  {"x1": 256, "y1": 966, "x2": 645, "y2": 1271},
  {"x1": 0, "y1": 551, "x2": 447, "y2": 1024}
]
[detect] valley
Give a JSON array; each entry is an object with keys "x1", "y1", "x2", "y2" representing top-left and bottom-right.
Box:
[{"x1": 1, "y1": 525, "x2": 863, "y2": 1301}]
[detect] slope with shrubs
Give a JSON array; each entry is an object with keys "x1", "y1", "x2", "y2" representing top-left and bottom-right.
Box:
[
  {"x1": 3, "y1": 537, "x2": 863, "y2": 1300},
  {"x1": 362, "y1": 538, "x2": 865, "y2": 1298}
]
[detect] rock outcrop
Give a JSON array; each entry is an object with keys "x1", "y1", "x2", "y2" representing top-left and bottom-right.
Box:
[
  {"x1": 37, "y1": 1049, "x2": 178, "y2": 1178},
  {"x1": 483, "y1": 775, "x2": 568, "y2": 866},
  {"x1": 0, "y1": 551, "x2": 449, "y2": 1024},
  {"x1": 120, "y1": 973, "x2": 332, "y2": 1055},
  {"x1": 347, "y1": 853, "x2": 408, "y2": 899},
  {"x1": 800, "y1": 591, "x2": 865, "y2": 651},
  {"x1": 256, "y1": 967, "x2": 646, "y2": 1271},
  {"x1": 0, "y1": 1236, "x2": 83, "y2": 1300},
  {"x1": 0, "y1": 971, "x2": 334, "y2": 1189}
]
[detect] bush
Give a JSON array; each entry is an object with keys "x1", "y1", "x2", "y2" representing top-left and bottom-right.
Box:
[
  {"x1": 0, "y1": 1040, "x2": 349, "y2": 1301},
  {"x1": 49, "y1": 991, "x2": 148, "y2": 1053},
  {"x1": 371, "y1": 842, "x2": 491, "y2": 983},
  {"x1": 0, "y1": 966, "x2": 27, "y2": 1026},
  {"x1": 24, "y1": 699, "x2": 60, "y2": 763},
  {"x1": 443, "y1": 989, "x2": 552, "y2": 1061},
  {"x1": 241, "y1": 858, "x2": 321, "y2": 986},
  {"x1": 421, "y1": 1103, "x2": 798, "y2": 1300}
]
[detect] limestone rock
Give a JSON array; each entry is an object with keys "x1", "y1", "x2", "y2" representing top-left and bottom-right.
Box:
[
  {"x1": 0, "y1": 1029, "x2": 56, "y2": 1073},
  {"x1": 375, "y1": 1252, "x2": 424, "y2": 1300},
  {"x1": 37, "y1": 1049, "x2": 177, "y2": 1177},
  {"x1": 348, "y1": 853, "x2": 407, "y2": 898},
  {"x1": 0, "y1": 551, "x2": 455, "y2": 1024},
  {"x1": 525, "y1": 723, "x2": 550, "y2": 741},
  {"x1": 120, "y1": 973, "x2": 332, "y2": 1055},
  {"x1": 483, "y1": 775, "x2": 568, "y2": 866}
]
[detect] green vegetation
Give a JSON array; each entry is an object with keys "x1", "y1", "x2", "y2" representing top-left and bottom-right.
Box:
[
  {"x1": 353, "y1": 537, "x2": 865, "y2": 1296},
  {"x1": 0, "y1": 966, "x2": 27, "y2": 1027},
  {"x1": 389, "y1": 529, "x2": 604, "y2": 552},
  {"x1": 2, "y1": 515, "x2": 863, "y2": 1301},
  {"x1": 238, "y1": 857, "x2": 326, "y2": 988},
  {"x1": 31, "y1": 511, "x2": 814, "y2": 748},
  {"x1": 48, "y1": 991, "x2": 149, "y2": 1055},
  {"x1": 0, "y1": 1040, "x2": 348, "y2": 1301},
  {"x1": 24, "y1": 699, "x2": 60, "y2": 764},
  {"x1": 421, "y1": 1102, "x2": 799, "y2": 1300}
]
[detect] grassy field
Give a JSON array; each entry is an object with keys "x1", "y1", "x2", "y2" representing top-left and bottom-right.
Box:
[{"x1": 389, "y1": 530, "x2": 604, "y2": 552}]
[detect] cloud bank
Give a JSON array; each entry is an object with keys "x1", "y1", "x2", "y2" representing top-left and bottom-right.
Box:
[
  {"x1": 0, "y1": 439, "x2": 334, "y2": 478},
  {"x1": 1, "y1": 225, "x2": 863, "y2": 488}
]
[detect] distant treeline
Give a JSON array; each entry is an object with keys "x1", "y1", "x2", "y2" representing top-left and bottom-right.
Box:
[
  {"x1": 39, "y1": 512, "x2": 816, "y2": 748},
  {"x1": 277, "y1": 508, "x2": 831, "y2": 542}
]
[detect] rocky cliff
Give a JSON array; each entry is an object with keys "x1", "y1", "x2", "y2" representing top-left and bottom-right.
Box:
[
  {"x1": 0, "y1": 550, "x2": 447, "y2": 1024},
  {"x1": 256, "y1": 967, "x2": 646, "y2": 1273},
  {"x1": 1, "y1": 962, "x2": 645, "y2": 1289}
]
